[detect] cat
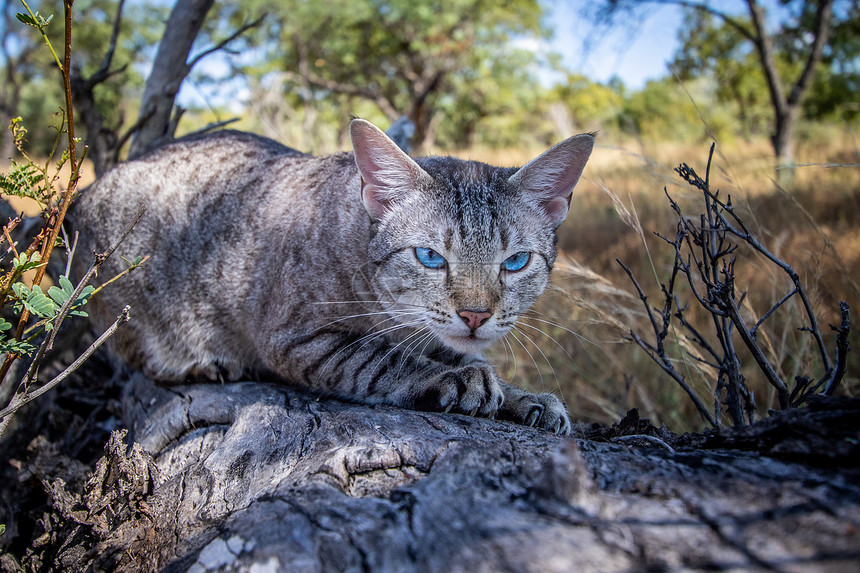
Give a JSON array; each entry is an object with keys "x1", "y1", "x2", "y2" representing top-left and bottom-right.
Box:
[{"x1": 71, "y1": 119, "x2": 593, "y2": 434}]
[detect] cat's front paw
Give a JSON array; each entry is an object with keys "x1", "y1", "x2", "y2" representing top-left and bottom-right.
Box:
[
  {"x1": 416, "y1": 363, "x2": 504, "y2": 418},
  {"x1": 499, "y1": 385, "x2": 571, "y2": 435}
]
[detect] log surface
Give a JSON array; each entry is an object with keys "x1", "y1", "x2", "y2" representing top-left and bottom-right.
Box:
[{"x1": 12, "y1": 373, "x2": 854, "y2": 572}]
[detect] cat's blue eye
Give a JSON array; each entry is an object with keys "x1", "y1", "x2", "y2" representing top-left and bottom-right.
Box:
[
  {"x1": 414, "y1": 247, "x2": 447, "y2": 269},
  {"x1": 502, "y1": 251, "x2": 531, "y2": 272}
]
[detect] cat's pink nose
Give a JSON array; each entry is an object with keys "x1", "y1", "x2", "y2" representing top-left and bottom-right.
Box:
[{"x1": 458, "y1": 309, "x2": 492, "y2": 331}]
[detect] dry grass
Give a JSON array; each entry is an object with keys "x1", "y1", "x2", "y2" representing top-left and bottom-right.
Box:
[{"x1": 488, "y1": 133, "x2": 860, "y2": 431}]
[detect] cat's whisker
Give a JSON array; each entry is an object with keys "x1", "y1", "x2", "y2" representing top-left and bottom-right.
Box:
[
  {"x1": 312, "y1": 309, "x2": 424, "y2": 333},
  {"x1": 373, "y1": 324, "x2": 432, "y2": 375},
  {"x1": 500, "y1": 335, "x2": 518, "y2": 380},
  {"x1": 506, "y1": 328, "x2": 545, "y2": 388},
  {"x1": 319, "y1": 320, "x2": 424, "y2": 374},
  {"x1": 397, "y1": 329, "x2": 437, "y2": 378},
  {"x1": 511, "y1": 325, "x2": 560, "y2": 391},
  {"x1": 514, "y1": 320, "x2": 575, "y2": 362},
  {"x1": 312, "y1": 300, "x2": 428, "y2": 310},
  {"x1": 517, "y1": 314, "x2": 596, "y2": 346}
]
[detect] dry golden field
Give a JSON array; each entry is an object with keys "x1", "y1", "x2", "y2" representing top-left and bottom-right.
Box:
[{"x1": 476, "y1": 132, "x2": 860, "y2": 430}]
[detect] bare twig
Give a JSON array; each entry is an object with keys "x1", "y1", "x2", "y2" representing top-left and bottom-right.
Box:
[
  {"x1": 187, "y1": 15, "x2": 265, "y2": 70},
  {"x1": 620, "y1": 141, "x2": 850, "y2": 427},
  {"x1": 617, "y1": 259, "x2": 718, "y2": 428},
  {"x1": 0, "y1": 306, "x2": 130, "y2": 438}
]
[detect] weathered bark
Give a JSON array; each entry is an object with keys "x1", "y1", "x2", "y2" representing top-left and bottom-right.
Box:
[
  {"x1": 10, "y1": 372, "x2": 858, "y2": 572},
  {"x1": 127, "y1": 0, "x2": 215, "y2": 160}
]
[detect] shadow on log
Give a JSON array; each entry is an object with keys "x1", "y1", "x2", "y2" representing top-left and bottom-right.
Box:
[{"x1": 0, "y1": 371, "x2": 855, "y2": 572}]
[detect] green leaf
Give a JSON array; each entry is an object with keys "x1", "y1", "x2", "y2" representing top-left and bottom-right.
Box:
[
  {"x1": 48, "y1": 284, "x2": 69, "y2": 305},
  {"x1": 12, "y1": 252, "x2": 43, "y2": 274},
  {"x1": 15, "y1": 12, "x2": 36, "y2": 26},
  {"x1": 20, "y1": 284, "x2": 59, "y2": 318},
  {"x1": 0, "y1": 336, "x2": 35, "y2": 356},
  {"x1": 11, "y1": 282, "x2": 27, "y2": 298},
  {"x1": 59, "y1": 275, "x2": 74, "y2": 294},
  {"x1": 0, "y1": 319, "x2": 12, "y2": 332}
]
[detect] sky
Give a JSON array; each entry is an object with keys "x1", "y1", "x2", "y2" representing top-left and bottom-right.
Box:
[
  {"x1": 553, "y1": 3, "x2": 684, "y2": 89},
  {"x1": 546, "y1": 0, "x2": 760, "y2": 90}
]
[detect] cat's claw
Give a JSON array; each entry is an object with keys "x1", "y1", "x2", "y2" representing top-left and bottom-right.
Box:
[
  {"x1": 525, "y1": 406, "x2": 542, "y2": 427},
  {"x1": 499, "y1": 388, "x2": 572, "y2": 435},
  {"x1": 418, "y1": 363, "x2": 504, "y2": 419}
]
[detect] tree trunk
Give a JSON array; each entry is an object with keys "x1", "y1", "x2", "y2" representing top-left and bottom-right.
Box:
[
  {"x1": 10, "y1": 372, "x2": 858, "y2": 572},
  {"x1": 70, "y1": 66, "x2": 119, "y2": 177},
  {"x1": 127, "y1": 0, "x2": 215, "y2": 159},
  {"x1": 746, "y1": 0, "x2": 833, "y2": 171},
  {"x1": 772, "y1": 107, "x2": 797, "y2": 171}
]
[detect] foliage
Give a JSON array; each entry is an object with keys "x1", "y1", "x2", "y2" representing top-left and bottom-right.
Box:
[
  {"x1": 672, "y1": 9, "x2": 773, "y2": 138},
  {"x1": 1, "y1": 0, "x2": 166, "y2": 157},
  {"x1": 236, "y1": 0, "x2": 549, "y2": 150},
  {"x1": 547, "y1": 73, "x2": 623, "y2": 134},
  {"x1": 0, "y1": 1, "x2": 141, "y2": 439}
]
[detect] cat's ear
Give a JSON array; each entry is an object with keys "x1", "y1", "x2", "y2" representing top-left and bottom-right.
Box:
[
  {"x1": 508, "y1": 133, "x2": 594, "y2": 228},
  {"x1": 350, "y1": 118, "x2": 432, "y2": 221}
]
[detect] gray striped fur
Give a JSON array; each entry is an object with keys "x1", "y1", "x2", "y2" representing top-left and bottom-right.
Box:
[{"x1": 71, "y1": 120, "x2": 593, "y2": 434}]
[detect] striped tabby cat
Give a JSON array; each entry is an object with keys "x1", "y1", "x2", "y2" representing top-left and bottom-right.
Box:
[{"x1": 73, "y1": 119, "x2": 593, "y2": 434}]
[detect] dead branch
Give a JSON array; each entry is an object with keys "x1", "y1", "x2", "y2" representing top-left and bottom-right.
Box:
[
  {"x1": 187, "y1": 14, "x2": 266, "y2": 70},
  {"x1": 619, "y1": 143, "x2": 850, "y2": 427},
  {"x1": 0, "y1": 305, "x2": 130, "y2": 437},
  {"x1": 0, "y1": 207, "x2": 145, "y2": 437}
]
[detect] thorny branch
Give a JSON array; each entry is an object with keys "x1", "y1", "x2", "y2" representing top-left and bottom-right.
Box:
[
  {"x1": 617, "y1": 259, "x2": 718, "y2": 428},
  {"x1": 16, "y1": 207, "x2": 145, "y2": 392},
  {"x1": 619, "y1": 144, "x2": 851, "y2": 427}
]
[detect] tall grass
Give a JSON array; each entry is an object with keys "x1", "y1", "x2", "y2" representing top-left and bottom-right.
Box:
[{"x1": 486, "y1": 129, "x2": 859, "y2": 431}]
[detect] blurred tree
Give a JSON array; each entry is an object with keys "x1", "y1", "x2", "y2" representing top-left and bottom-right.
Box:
[
  {"x1": 1, "y1": 0, "x2": 166, "y2": 161},
  {"x1": 2, "y1": 0, "x2": 257, "y2": 169},
  {"x1": 1, "y1": 0, "x2": 43, "y2": 159},
  {"x1": 239, "y1": 0, "x2": 549, "y2": 151},
  {"x1": 618, "y1": 77, "x2": 702, "y2": 141},
  {"x1": 128, "y1": 1, "x2": 261, "y2": 160},
  {"x1": 672, "y1": 9, "x2": 771, "y2": 139},
  {"x1": 547, "y1": 73, "x2": 623, "y2": 136},
  {"x1": 592, "y1": 0, "x2": 839, "y2": 168}
]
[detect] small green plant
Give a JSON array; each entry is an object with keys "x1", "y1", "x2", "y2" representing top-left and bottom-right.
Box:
[{"x1": 0, "y1": 2, "x2": 143, "y2": 438}]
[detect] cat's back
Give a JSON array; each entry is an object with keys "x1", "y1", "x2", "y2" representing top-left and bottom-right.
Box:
[
  {"x1": 70, "y1": 130, "x2": 364, "y2": 379},
  {"x1": 74, "y1": 131, "x2": 307, "y2": 232}
]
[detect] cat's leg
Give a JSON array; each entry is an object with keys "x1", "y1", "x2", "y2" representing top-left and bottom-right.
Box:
[
  {"x1": 496, "y1": 382, "x2": 572, "y2": 435},
  {"x1": 441, "y1": 353, "x2": 572, "y2": 435},
  {"x1": 267, "y1": 329, "x2": 504, "y2": 418}
]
